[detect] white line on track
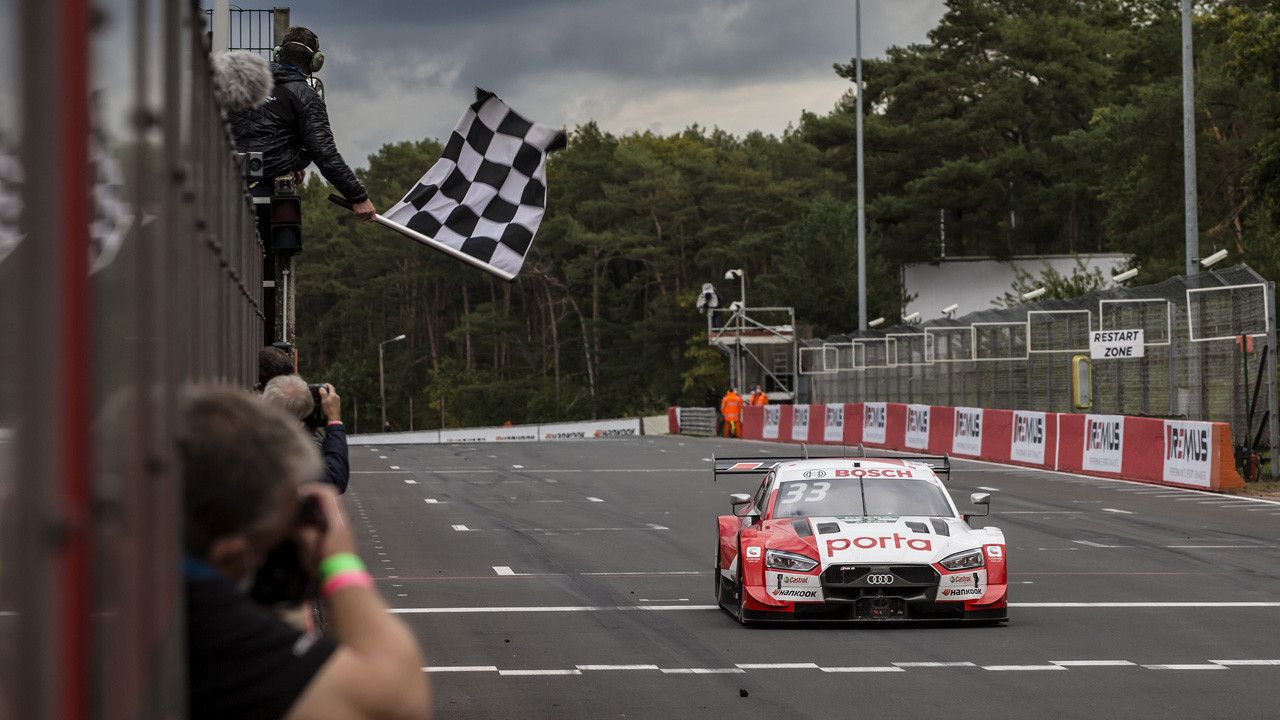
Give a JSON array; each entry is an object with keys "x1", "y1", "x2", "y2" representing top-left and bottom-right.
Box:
[
  {"x1": 492, "y1": 566, "x2": 516, "y2": 576},
  {"x1": 1073, "y1": 540, "x2": 1125, "y2": 548},
  {"x1": 421, "y1": 659, "x2": 1280, "y2": 675},
  {"x1": 379, "y1": 455, "x2": 388, "y2": 459},
  {"x1": 1001, "y1": 511, "x2": 1082, "y2": 514},
  {"x1": 388, "y1": 601, "x2": 1280, "y2": 614},
  {"x1": 352, "y1": 471, "x2": 411, "y2": 474},
  {"x1": 1101, "y1": 508, "x2": 1133, "y2": 514},
  {"x1": 404, "y1": 479, "x2": 417, "y2": 484},
  {"x1": 586, "y1": 496, "x2": 604, "y2": 503},
  {"x1": 512, "y1": 464, "x2": 524, "y2": 469},
  {"x1": 390, "y1": 465, "x2": 401, "y2": 470},
  {"x1": 976, "y1": 486, "x2": 1000, "y2": 492},
  {"x1": 450, "y1": 524, "x2": 470, "y2": 531},
  {"x1": 982, "y1": 665, "x2": 1067, "y2": 671},
  {"x1": 821, "y1": 666, "x2": 904, "y2": 673},
  {"x1": 1167, "y1": 540, "x2": 1264, "y2": 545},
  {"x1": 580, "y1": 571, "x2": 702, "y2": 576}
]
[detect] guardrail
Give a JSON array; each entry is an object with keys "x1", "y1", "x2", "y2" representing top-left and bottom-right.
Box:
[
  {"x1": 731, "y1": 403, "x2": 1244, "y2": 492},
  {"x1": 667, "y1": 406, "x2": 717, "y2": 437},
  {"x1": 350, "y1": 416, "x2": 666, "y2": 445}
]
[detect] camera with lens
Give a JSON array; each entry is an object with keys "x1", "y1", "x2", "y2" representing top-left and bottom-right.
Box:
[
  {"x1": 305, "y1": 383, "x2": 330, "y2": 429},
  {"x1": 249, "y1": 495, "x2": 327, "y2": 606}
]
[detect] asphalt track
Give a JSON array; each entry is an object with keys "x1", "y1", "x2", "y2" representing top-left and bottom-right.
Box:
[{"x1": 349, "y1": 435, "x2": 1280, "y2": 720}]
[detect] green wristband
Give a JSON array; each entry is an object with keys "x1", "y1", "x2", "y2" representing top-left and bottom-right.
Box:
[{"x1": 320, "y1": 552, "x2": 366, "y2": 582}]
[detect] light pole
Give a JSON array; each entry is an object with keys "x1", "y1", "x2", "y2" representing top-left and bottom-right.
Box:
[
  {"x1": 855, "y1": 0, "x2": 867, "y2": 332},
  {"x1": 725, "y1": 269, "x2": 745, "y2": 389},
  {"x1": 379, "y1": 333, "x2": 406, "y2": 431},
  {"x1": 1181, "y1": 0, "x2": 1199, "y2": 276}
]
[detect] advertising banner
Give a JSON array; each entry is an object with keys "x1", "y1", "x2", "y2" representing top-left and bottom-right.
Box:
[
  {"x1": 905, "y1": 404, "x2": 931, "y2": 450},
  {"x1": 952, "y1": 407, "x2": 984, "y2": 456},
  {"x1": 791, "y1": 405, "x2": 810, "y2": 442},
  {"x1": 1082, "y1": 414, "x2": 1125, "y2": 472},
  {"x1": 541, "y1": 418, "x2": 641, "y2": 440},
  {"x1": 863, "y1": 402, "x2": 887, "y2": 444},
  {"x1": 823, "y1": 404, "x2": 845, "y2": 443},
  {"x1": 1010, "y1": 410, "x2": 1047, "y2": 465},
  {"x1": 1162, "y1": 419, "x2": 1213, "y2": 487},
  {"x1": 762, "y1": 405, "x2": 781, "y2": 440}
]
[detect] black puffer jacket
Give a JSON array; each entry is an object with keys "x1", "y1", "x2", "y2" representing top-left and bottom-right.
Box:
[{"x1": 230, "y1": 63, "x2": 367, "y2": 203}]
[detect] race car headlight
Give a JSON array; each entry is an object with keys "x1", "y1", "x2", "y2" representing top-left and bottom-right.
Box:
[
  {"x1": 765, "y1": 549, "x2": 818, "y2": 572},
  {"x1": 939, "y1": 549, "x2": 985, "y2": 571}
]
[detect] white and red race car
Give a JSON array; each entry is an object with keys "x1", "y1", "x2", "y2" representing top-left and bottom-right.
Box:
[{"x1": 714, "y1": 454, "x2": 1008, "y2": 623}]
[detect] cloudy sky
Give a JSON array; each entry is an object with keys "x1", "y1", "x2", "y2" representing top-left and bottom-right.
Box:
[{"x1": 247, "y1": 0, "x2": 947, "y2": 167}]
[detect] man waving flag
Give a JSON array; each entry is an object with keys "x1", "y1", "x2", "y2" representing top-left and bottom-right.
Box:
[{"x1": 338, "y1": 89, "x2": 565, "y2": 280}]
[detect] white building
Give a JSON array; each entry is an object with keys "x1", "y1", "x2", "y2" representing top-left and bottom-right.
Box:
[{"x1": 902, "y1": 254, "x2": 1131, "y2": 321}]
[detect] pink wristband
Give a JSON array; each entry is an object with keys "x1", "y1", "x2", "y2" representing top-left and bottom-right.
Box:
[
  {"x1": 321, "y1": 570, "x2": 373, "y2": 598},
  {"x1": 327, "y1": 420, "x2": 343, "y2": 427}
]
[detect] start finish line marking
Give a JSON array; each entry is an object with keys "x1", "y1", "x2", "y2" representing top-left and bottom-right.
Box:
[
  {"x1": 391, "y1": 601, "x2": 1280, "y2": 615},
  {"x1": 422, "y1": 658, "x2": 1280, "y2": 675}
]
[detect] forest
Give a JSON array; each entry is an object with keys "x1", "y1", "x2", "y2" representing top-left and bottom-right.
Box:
[{"x1": 295, "y1": 0, "x2": 1280, "y2": 432}]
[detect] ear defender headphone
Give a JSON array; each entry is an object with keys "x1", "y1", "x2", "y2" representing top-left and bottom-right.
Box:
[{"x1": 273, "y1": 40, "x2": 325, "y2": 73}]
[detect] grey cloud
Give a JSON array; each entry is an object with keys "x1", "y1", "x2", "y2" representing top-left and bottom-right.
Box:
[{"x1": 263, "y1": 0, "x2": 945, "y2": 165}]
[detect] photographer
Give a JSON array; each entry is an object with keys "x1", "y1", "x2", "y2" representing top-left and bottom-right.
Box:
[
  {"x1": 180, "y1": 387, "x2": 429, "y2": 720},
  {"x1": 258, "y1": 345, "x2": 295, "y2": 391},
  {"x1": 263, "y1": 374, "x2": 350, "y2": 494}
]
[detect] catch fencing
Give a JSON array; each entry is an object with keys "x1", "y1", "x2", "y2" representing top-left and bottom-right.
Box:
[
  {"x1": 1, "y1": 3, "x2": 264, "y2": 719},
  {"x1": 801, "y1": 265, "x2": 1277, "y2": 473}
]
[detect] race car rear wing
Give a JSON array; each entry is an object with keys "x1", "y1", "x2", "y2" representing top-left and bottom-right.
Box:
[{"x1": 712, "y1": 449, "x2": 951, "y2": 480}]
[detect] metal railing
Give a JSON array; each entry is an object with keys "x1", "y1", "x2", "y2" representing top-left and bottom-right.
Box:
[
  {"x1": 802, "y1": 265, "x2": 1278, "y2": 474},
  {"x1": 203, "y1": 5, "x2": 289, "y2": 58},
  {"x1": 1, "y1": 2, "x2": 264, "y2": 718}
]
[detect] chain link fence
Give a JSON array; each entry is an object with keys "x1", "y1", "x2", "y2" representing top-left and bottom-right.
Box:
[{"x1": 802, "y1": 265, "x2": 1277, "y2": 454}]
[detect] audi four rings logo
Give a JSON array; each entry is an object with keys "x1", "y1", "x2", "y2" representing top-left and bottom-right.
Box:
[
  {"x1": 802, "y1": 469, "x2": 828, "y2": 479},
  {"x1": 865, "y1": 574, "x2": 895, "y2": 585}
]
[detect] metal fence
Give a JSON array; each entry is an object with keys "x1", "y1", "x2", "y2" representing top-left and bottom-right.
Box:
[
  {"x1": 203, "y1": 5, "x2": 290, "y2": 57},
  {"x1": 802, "y1": 265, "x2": 1278, "y2": 460},
  {"x1": 1, "y1": 2, "x2": 264, "y2": 718}
]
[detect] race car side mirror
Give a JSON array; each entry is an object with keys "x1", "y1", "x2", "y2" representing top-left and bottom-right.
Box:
[
  {"x1": 968, "y1": 492, "x2": 991, "y2": 517},
  {"x1": 729, "y1": 493, "x2": 759, "y2": 521}
]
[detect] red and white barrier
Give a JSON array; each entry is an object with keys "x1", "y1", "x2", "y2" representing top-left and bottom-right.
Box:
[{"x1": 737, "y1": 402, "x2": 1243, "y2": 492}]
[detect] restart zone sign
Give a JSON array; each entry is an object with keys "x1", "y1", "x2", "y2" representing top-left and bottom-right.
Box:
[{"x1": 1090, "y1": 329, "x2": 1144, "y2": 359}]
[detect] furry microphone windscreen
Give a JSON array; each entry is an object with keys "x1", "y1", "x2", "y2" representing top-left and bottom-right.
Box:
[{"x1": 212, "y1": 51, "x2": 273, "y2": 112}]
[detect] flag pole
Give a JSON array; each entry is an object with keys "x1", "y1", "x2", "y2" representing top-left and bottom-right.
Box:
[{"x1": 328, "y1": 194, "x2": 516, "y2": 281}]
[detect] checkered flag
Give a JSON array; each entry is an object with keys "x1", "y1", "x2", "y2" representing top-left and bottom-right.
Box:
[{"x1": 349, "y1": 89, "x2": 565, "y2": 280}]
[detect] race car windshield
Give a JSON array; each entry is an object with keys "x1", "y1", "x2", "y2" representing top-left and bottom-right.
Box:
[{"x1": 772, "y1": 478, "x2": 954, "y2": 518}]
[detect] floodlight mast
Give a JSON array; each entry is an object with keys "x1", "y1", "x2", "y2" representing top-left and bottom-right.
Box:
[{"x1": 855, "y1": 0, "x2": 867, "y2": 332}]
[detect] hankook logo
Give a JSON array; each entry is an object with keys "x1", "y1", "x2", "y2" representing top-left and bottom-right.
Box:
[
  {"x1": 865, "y1": 573, "x2": 895, "y2": 585},
  {"x1": 802, "y1": 469, "x2": 828, "y2": 479}
]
